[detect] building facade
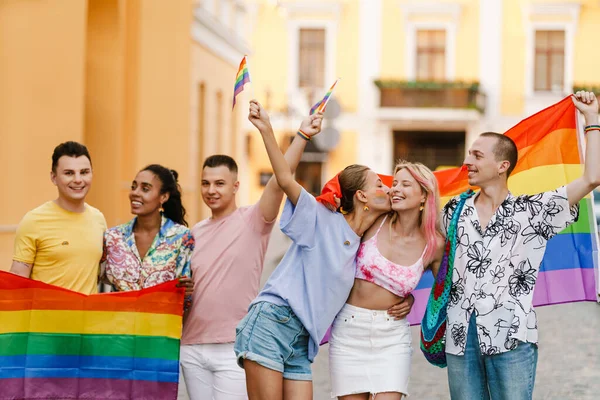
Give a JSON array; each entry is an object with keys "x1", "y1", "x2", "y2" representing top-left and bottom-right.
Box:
[
  {"x1": 246, "y1": 0, "x2": 600, "y2": 198},
  {"x1": 0, "y1": 0, "x2": 252, "y2": 267}
]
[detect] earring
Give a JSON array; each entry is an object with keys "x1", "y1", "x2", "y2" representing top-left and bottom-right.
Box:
[
  {"x1": 419, "y1": 203, "x2": 424, "y2": 211},
  {"x1": 159, "y1": 205, "x2": 164, "y2": 213},
  {"x1": 363, "y1": 206, "x2": 370, "y2": 212}
]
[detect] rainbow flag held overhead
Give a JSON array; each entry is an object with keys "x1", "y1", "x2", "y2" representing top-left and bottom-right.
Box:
[
  {"x1": 408, "y1": 97, "x2": 599, "y2": 324},
  {"x1": 317, "y1": 96, "x2": 599, "y2": 337},
  {"x1": 310, "y1": 78, "x2": 340, "y2": 115},
  {"x1": 0, "y1": 271, "x2": 185, "y2": 400},
  {"x1": 232, "y1": 55, "x2": 251, "y2": 110}
]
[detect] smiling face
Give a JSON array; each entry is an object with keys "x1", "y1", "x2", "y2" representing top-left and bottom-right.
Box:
[
  {"x1": 390, "y1": 167, "x2": 425, "y2": 212},
  {"x1": 129, "y1": 170, "x2": 169, "y2": 217},
  {"x1": 464, "y1": 135, "x2": 507, "y2": 187},
  {"x1": 359, "y1": 170, "x2": 391, "y2": 213},
  {"x1": 201, "y1": 165, "x2": 239, "y2": 213},
  {"x1": 50, "y1": 156, "x2": 93, "y2": 204}
]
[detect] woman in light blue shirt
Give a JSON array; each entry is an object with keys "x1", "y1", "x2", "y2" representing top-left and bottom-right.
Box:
[{"x1": 234, "y1": 101, "x2": 392, "y2": 399}]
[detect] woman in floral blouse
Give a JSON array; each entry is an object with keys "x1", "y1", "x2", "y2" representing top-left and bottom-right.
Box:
[{"x1": 102, "y1": 164, "x2": 195, "y2": 305}]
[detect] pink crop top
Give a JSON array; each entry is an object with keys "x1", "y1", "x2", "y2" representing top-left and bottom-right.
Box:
[{"x1": 355, "y1": 215, "x2": 425, "y2": 298}]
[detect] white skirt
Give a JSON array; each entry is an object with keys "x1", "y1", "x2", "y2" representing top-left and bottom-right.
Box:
[{"x1": 329, "y1": 303, "x2": 413, "y2": 398}]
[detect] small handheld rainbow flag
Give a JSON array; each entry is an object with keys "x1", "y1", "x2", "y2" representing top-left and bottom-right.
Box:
[
  {"x1": 232, "y1": 55, "x2": 251, "y2": 110},
  {"x1": 310, "y1": 78, "x2": 340, "y2": 115},
  {"x1": 0, "y1": 271, "x2": 185, "y2": 400}
]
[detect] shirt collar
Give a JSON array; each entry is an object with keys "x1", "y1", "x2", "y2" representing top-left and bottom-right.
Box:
[
  {"x1": 122, "y1": 215, "x2": 178, "y2": 240},
  {"x1": 469, "y1": 189, "x2": 514, "y2": 206}
]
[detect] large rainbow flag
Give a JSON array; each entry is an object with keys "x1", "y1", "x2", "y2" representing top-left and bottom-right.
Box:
[
  {"x1": 407, "y1": 97, "x2": 599, "y2": 323},
  {"x1": 0, "y1": 271, "x2": 184, "y2": 400},
  {"x1": 317, "y1": 97, "x2": 599, "y2": 330}
]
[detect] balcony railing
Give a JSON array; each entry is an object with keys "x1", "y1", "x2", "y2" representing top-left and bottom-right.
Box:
[{"x1": 375, "y1": 80, "x2": 484, "y2": 112}]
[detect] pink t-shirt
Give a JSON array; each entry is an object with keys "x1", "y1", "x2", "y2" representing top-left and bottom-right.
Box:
[{"x1": 181, "y1": 204, "x2": 275, "y2": 344}]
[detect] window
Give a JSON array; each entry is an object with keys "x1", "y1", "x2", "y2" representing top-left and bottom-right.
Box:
[
  {"x1": 298, "y1": 28, "x2": 325, "y2": 88},
  {"x1": 534, "y1": 30, "x2": 565, "y2": 92},
  {"x1": 416, "y1": 30, "x2": 446, "y2": 81},
  {"x1": 393, "y1": 130, "x2": 465, "y2": 172}
]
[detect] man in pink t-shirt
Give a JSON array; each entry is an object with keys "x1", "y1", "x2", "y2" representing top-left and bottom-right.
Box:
[{"x1": 180, "y1": 101, "x2": 323, "y2": 400}]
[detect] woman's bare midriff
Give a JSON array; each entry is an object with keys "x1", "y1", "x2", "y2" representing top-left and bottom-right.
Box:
[{"x1": 346, "y1": 278, "x2": 404, "y2": 310}]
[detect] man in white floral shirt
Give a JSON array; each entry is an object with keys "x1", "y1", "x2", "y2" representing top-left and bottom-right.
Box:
[{"x1": 442, "y1": 91, "x2": 600, "y2": 400}]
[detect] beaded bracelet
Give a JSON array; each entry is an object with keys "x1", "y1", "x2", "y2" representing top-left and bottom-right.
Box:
[
  {"x1": 297, "y1": 129, "x2": 311, "y2": 141},
  {"x1": 584, "y1": 125, "x2": 600, "y2": 134}
]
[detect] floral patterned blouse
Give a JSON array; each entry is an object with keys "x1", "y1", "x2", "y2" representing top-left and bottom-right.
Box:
[{"x1": 102, "y1": 215, "x2": 195, "y2": 292}]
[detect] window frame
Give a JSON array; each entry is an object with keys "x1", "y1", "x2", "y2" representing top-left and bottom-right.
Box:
[
  {"x1": 532, "y1": 29, "x2": 567, "y2": 93},
  {"x1": 406, "y1": 22, "x2": 455, "y2": 81},
  {"x1": 298, "y1": 28, "x2": 327, "y2": 89},
  {"x1": 415, "y1": 29, "x2": 447, "y2": 82}
]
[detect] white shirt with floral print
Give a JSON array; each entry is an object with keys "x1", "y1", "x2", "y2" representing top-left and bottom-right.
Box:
[{"x1": 442, "y1": 186, "x2": 579, "y2": 356}]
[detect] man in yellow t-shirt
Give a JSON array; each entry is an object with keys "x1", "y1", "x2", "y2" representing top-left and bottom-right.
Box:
[{"x1": 11, "y1": 141, "x2": 107, "y2": 294}]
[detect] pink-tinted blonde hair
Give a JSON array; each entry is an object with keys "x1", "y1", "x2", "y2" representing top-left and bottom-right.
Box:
[{"x1": 390, "y1": 160, "x2": 444, "y2": 266}]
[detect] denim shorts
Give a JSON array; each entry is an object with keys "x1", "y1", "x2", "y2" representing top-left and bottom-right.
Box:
[{"x1": 234, "y1": 301, "x2": 312, "y2": 381}]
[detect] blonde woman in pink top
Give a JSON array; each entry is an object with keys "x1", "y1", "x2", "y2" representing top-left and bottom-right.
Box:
[{"x1": 329, "y1": 161, "x2": 446, "y2": 400}]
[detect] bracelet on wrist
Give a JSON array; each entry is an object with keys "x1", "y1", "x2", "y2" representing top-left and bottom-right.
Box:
[
  {"x1": 297, "y1": 129, "x2": 311, "y2": 141},
  {"x1": 584, "y1": 125, "x2": 600, "y2": 134}
]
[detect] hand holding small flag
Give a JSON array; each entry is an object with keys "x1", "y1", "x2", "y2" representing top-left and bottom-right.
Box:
[{"x1": 299, "y1": 112, "x2": 324, "y2": 138}]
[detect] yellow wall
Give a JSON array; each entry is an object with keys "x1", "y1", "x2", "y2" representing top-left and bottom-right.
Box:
[
  {"x1": 381, "y1": 0, "x2": 479, "y2": 82},
  {"x1": 0, "y1": 0, "x2": 204, "y2": 268},
  {"x1": 574, "y1": 2, "x2": 600, "y2": 85},
  {"x1": 249, "y1": 4, "x2": 288, "y2": 111},
  {"x1": 0, "y1": 1, "x2": 88, "y2": 269},
  {"x1": 455, "y1": 1, "x2": 479, "y2": 81},
  {"x1": 335, "y1": 1, "x2": 359, "y2": 112},
  {"x1": 380, "y1": 0, "x2": 406, "y2": 79},
  {"x1": 500, "y1": 0, "x2": 600, "y2": 116},
  {"x1": 84, "y1": 0, "x2": 193, "y2": 227},
  {"x1": 191, "y1": 44, "x2": 246, "y2": 219},
  {"x1": 500, "y1": 0, "x2": 526, "y2": 116}
]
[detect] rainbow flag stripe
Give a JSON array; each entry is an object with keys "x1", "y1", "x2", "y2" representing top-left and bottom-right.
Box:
[
  {"x1": 310, "y1": 78, "x2": 340, "y2": 115},
  {"x1": 0, "y1": 271, "x2": 184, "y2": 400},
  {"x1": 406, "y1": 96, "x2": 599, "y2": 324},
  {"x1": 232, "y1": 56, "x2": 251, "y2": 109}
]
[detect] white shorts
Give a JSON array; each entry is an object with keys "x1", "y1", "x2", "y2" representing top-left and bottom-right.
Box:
[{"x1": 329, "y1": 303, "x2": 413, "y2": 398}]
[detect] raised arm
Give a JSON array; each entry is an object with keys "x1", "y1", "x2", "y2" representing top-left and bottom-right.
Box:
[
  {"x1": 249, "y1": 100, "x2": 322, "y2": 207},
  {"x1": 567, "y1": 91, "x2": 600, "y2": 207}
]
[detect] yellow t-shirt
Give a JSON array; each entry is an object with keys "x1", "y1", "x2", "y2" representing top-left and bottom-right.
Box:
[{"x1": 13, "y1": 201, "x2": 107, "y2": 294}]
